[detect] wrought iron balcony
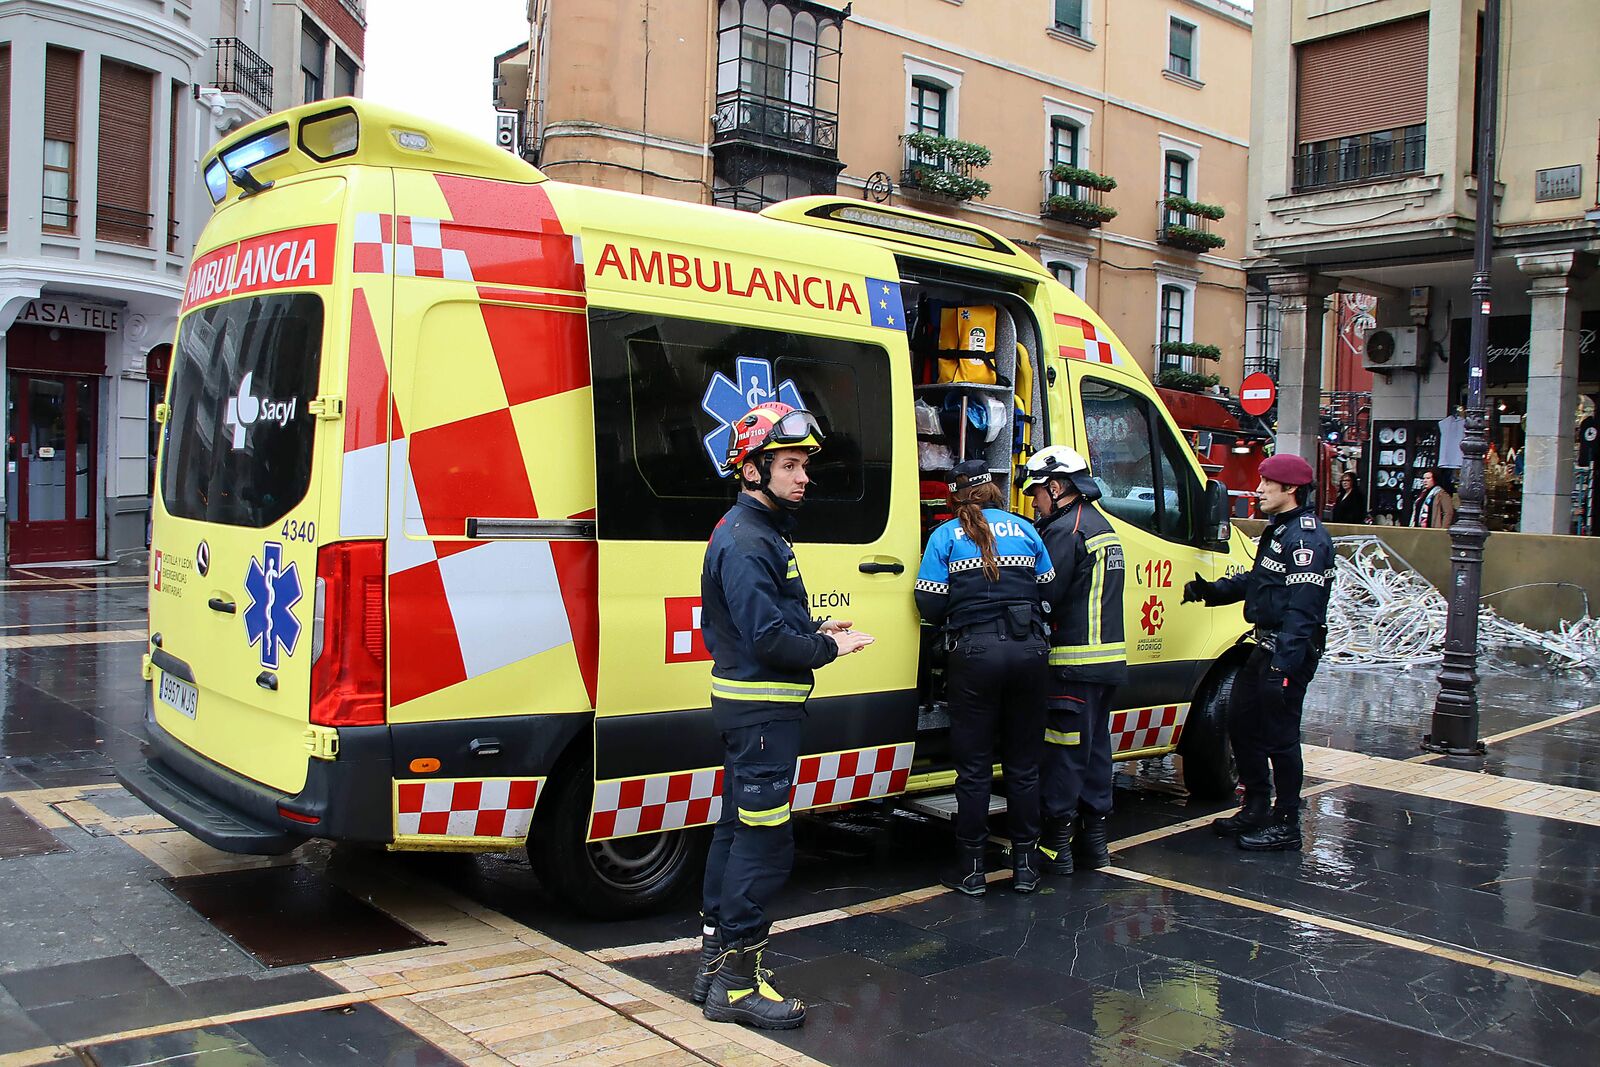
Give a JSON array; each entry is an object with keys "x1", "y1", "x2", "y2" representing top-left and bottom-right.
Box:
[
  {"x1": 1157, "y1": 198, "x2": 1226, "y2": 252},
  {"x1": 713, "y1": 91, "x2": 838, "y2": 155},
  {"x1": 212, "y1": 38, "x2": 274, "y2": 113},
  {"x1": 1293, "y1": 124, "x2": 1426, "y2": 192}
]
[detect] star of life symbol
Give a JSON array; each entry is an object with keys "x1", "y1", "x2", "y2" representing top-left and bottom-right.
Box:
[
  {"x1": 243, "y1": 541, "x2": 303, "y2": 670},
  {"x1": 700, "y1": 356, "x2": 806, "y2": 476}
]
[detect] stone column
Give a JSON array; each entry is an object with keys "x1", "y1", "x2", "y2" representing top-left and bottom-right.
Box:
[
  {"x1": 1265, "y1": 272, "x2": 1337, "y2": 464},
  {"x1": 1516, "y1": 251, "x2": 1593, "y2": 533}
]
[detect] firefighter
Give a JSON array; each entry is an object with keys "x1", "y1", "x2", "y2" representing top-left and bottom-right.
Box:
[
  {"x1": 696, "y1": 401, "x2": 874, "y2": 1030},
  {"x1": 1183, "y1": 453, "x2": 1333, "y2": 851},
  {"x1": 916, "y1": 459, "x2": 1055, "y2": 896},
  {"x1": 1022, "y1": 446, "x2": 1127, "y2": 874}
]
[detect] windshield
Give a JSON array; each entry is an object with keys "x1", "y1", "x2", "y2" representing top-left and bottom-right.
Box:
[{"x1": 160, "y1": 294, "x2": 324, "y2": 527}]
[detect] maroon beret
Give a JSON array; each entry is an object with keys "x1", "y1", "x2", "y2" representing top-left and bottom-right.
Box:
[{"x1": 1259, "y1": 453, "x2": 1315, "y2": 486}]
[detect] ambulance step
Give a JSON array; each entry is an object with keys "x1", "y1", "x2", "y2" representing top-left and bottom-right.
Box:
[
  {"x1": 903, "y1": 790, "x2": 1007, "y2": 821},
  {"x1": 118, "y1": 759, "x2": 301, "y2": 856}
]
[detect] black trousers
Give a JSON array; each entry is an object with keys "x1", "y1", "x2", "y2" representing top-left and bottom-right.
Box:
[
  {"x1": 1042, "y1": 677, "x2": 1116, "y2": 821},
  {"x1": 701, "y1": 718, "x2": 802, "y2": 946},
  {"x1": 945, "y1": 628, "x2": 1048, "y2": 849},
  {"x1": 1228, "y1": 645, "x2": 1317, "y2": 816}
]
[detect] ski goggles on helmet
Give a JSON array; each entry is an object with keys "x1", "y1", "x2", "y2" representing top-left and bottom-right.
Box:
[{"x1": 765, "y1": 408, "x2": 824, "y2": 448}]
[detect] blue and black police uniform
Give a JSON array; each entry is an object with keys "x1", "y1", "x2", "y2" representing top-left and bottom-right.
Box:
[
  {"x1": 1034, "y1": 495, "x2": 1126, "y2": 861},
  {"x1": 700, "y1": 494, "x2": 837, "y2": 948},
  {"x1": 1193, "y1": 503, "x2": 1334, "y2": 824},
  {"x1": 915, "y1": 501, "x2": 1056, "y2": 854}
]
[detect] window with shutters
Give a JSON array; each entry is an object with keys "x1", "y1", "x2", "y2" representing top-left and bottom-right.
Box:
[
  {"x1": 167, "y1": 81, "x2": 181, "y2": 252},
  {"x1": 1294, "y1": 17, "x2": 1428, "y2": 191},
  {"x1": 44, "y1": 47, "x2": 80, "y2": 233},
  {"x1": 1161, "y1": 151, "x2": 1190, "y2": 229},
  {"x1": 1054, "y1": 0, "x2": 1085, "y2": 39},
  {"x1": 910, "y1": 77, "x2": 946, "y2": 138},
  {"x1": 1168, "y1": 18, "x2": 1196, "y2": 78},
  {"x1": 334, "y1": 50, "x2": 358, "y2": 98},
  {"x1": 0, "y1": 45, "x2": 10, "y2": 230},
  {"x1": 1047, "y1": 118, "x2": 1080, "y2": 198},
  {"x1": 97, "y1": 59, "x2": 155, "y2": 246},
  {"x1": 301, "y1": 20, "x2": 327, "y2": 103}
]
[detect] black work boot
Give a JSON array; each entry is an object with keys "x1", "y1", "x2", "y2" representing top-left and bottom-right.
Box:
[
  {"x1": 1039, "y1": 817, "x2": 1075, "y2": 875},
  {"x1": 702, "y1": 938, "x2": 806, "y2": 1029},
  {"x1": 1011, "y1": 840, "x2": 1042, "y2": 894},
  {"x1": 941, "y1": 844, "x2": 987, "y2": 896},
  {"x1": 1074, "y1": 812, "x2": 1111, "y2": 870},
  {"x1": 1238, "y1": 811, "x2": 1302, "y2": 852},
  {"x1": 690, "y1": 925, "x2": 722, "y2": 1005},
  {"x1": 1211, "y1": 793, "x2": 1272, "y2": 837}
]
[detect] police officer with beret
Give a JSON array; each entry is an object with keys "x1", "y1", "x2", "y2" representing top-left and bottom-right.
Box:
[
  {"x1": 1182, "y1": 453, "x2": 1333, "y2": 851},
  {"x1": 697, "y1": 402, "x2": 874, "y2": 1029}
]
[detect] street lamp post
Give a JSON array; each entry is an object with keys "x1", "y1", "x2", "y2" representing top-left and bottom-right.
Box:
[{"x1": 1425, "y1": 0, "x2": 1499, "y2": 756}]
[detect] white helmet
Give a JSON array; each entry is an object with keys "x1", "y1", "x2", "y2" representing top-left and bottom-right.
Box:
[{"x1": 1021, "y1": 445, "x2": 1100, "y2": 499}]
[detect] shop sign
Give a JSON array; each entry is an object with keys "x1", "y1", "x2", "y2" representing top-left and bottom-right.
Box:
[
  {"x1": 1450, "y1": 312, "x2": 1600, "y2": 391},
  {"x1": 1534, "y1": 165, "x2": 1582, "y2": 203},
  {"x1": 14, "y1": 299, "x2": 122, "y2": 333}
]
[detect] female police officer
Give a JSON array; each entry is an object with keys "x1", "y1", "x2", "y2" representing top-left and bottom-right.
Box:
[
  {"x1": 916, "y1": 459, "x2": 1056, "y2": 895},
  {"x1": 697, "y1": 402, "x2": 873, "y2": 1030}
]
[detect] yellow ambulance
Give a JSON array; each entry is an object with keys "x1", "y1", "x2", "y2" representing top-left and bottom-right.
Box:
[{"x1": 123, "y1": 100, "x2": 1252, "y2": 917}]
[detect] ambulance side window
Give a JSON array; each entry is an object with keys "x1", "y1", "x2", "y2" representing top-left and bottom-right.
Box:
[
  {"x1": 1079, "y1": 376, "x2": 1197, "y2": 544},
  {"x1": 589, "y1": 310, "x2": 892, "y2": 543}
]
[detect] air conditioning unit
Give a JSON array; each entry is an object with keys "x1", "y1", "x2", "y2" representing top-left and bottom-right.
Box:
[{"x1": 1363, "y1": 326, "x2": 1422, "y2": 371}]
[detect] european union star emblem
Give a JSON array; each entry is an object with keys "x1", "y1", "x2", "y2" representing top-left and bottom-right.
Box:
[{"x1": 865, "y1": 277, "x2": 904, "y2": 330}]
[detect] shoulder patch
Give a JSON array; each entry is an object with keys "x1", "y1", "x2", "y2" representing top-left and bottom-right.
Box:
[
  {"x1": 1292, "y1": 547, "x2": 1314, "y2": 567},
  {"x1": 1300, "y1": 516, "x2": 1317, "y2": 529}
]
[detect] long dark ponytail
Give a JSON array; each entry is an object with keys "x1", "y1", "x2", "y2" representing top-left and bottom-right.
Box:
[{"x1": 953, "y1": 482, "x2": 1005, "y2": 581}]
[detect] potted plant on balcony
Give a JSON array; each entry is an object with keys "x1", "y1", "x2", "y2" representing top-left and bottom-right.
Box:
[
  {"x1": 1156, "y1": 367, "x2": 1221, "y2": 393},
  {"x1": 901, "y1": 133, "x2": 993, "y2": 202},
  {"x1": 1042, "y1": 165, "x2": 1118, "y2": 227},
  {"x1": 1159, "y1": 195, "x2": 1227, "y2": 251},
  {"x1": 1158, "y1": 340, "x2": 1222, "y2": 363}
]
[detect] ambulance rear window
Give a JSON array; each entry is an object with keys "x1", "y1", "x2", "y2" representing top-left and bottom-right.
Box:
[
  {"x1": 160, "y1": 294, "x2": 324, "y2": 528},
  {"x1": 590, "y1": 310, "x2": 893, "y2": 543}
]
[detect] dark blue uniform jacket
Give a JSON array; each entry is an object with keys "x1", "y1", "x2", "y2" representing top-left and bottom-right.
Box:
[
  {"x1": 701, "y1": 495, "x2": 837, "y2": 729},
  {"x1": 1203, "y1": 504, "x2": 1335, "y2": 675}
]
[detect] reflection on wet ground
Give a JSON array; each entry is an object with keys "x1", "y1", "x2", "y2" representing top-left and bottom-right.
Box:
[{"x1": 0, "y1": 561, "x2": 1596, "y2": 1066}]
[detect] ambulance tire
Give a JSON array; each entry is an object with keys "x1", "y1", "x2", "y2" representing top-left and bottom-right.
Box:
[
  {"x1": 1177, "y1": 660, "x2": 1240, "y2": 801},
  {"x1": 532, "y1": 758, "x2": 711, "y2": 920}
]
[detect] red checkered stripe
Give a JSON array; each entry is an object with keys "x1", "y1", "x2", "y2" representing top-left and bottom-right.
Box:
[
  {"x1": 587, "y1": 741, "x2": 916, "y2": 842},
  {"x1": 1110, "y1": 703, "x2": 1189, "y2": 754},
  {"x1": 395, "y1": 777, "x2": 543, "y2": 839},
  {"x1": 1054, "y1": 312, "x2": 1123, "y2": 366},
  {"x1": 354, "y1": 212, "x2": 474, "y2": 281}
]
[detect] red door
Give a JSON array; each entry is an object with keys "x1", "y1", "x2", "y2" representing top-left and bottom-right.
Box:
[{"x1": 6, "y1": 372, "x2": 98, "y2": 563}]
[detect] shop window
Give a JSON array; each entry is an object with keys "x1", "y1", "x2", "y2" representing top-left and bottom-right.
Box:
[
  {"x1": 589, "y1": 309, "x2": 892, "y2": 543},
  {"x1": 1168, "y1": 18, "x2": 1196, "y2": 78},
  {"x1": 1080, "y1": 375, "x2": 1198, "y2": 543},
  {"x1": 301, "y1": 20, "x2": 327, "y2": 103}
]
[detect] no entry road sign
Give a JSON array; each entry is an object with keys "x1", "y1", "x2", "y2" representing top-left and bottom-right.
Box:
[{"x1": 1240, "y1": 372, "x2": 1276, "y2": 416}]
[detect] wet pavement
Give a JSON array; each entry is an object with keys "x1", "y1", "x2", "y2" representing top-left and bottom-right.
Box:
[{"x1": 0, "y1": 557, "x2": 1596, "y2": 1066}]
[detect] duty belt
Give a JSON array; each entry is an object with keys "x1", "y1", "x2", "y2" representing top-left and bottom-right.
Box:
[{"x1": 1253, "y1": 627, "x2": 1279, "y2": 652}]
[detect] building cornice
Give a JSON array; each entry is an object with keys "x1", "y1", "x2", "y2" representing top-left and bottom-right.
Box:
[
  {"x1": 0, "y1": 0, "x2": 208, "y2": 60},
  {"x1": 1176, "y1": 0, "x2": 1253, "y2": 31},
  {"x1": 0, "y1": 261, "x2": 184, "y2": 305},
  {"x1": 542, "y1": 121, "x2": 710, "y2": 159},
  {"x1": 849, "y1": 14, "x2": 1249, "y2": 149}
]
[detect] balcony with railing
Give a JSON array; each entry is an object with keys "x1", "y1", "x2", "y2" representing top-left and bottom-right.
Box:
[
  {"x1": 42, "y1": 195, "x2": 76, "y2": 232},
  {"x1": 714, "y1": 91, "x2": 837, "y2": 156},
  {"x1": 212, "y1": 37, "x2": 274, "y2": 114},
  {"x1": 1157, "y1": 196, "x2": 1226, "y2": 252},
  {"x1": 97, "y1": 204, "x2": 153, "y2": 246},
  {"x1": 1041, "y1": 165, "x2": 1117, "y2": 228},
  {"x1": 901, "y1": 134, "x2": 992, "y2": 203},
  {"x1": 1293, "y1": 124, "x2": 1426, "y2": 192}
]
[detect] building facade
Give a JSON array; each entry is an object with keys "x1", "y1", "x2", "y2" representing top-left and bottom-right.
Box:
[
  {"x1": 508, "y1": 0, "x2": 1254, "y2": 388},
  {"x1": 1247, "y1": 0, "x2": 1600, "y2": 534},
  {"x1": 0, "y1": 0, "x2": 361, "y2": 565}
]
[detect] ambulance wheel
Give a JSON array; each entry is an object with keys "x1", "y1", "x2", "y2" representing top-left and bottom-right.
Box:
[
  {"x1": 532, "y1": 760, "x2": 710, "y2": 920},
  {"x1": 1178, "y1": 660, "x2": 1239, "y2": 801}
]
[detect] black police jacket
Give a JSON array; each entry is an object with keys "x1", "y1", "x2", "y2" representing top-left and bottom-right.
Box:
[
  {"x1": 1203, "y1": 504, "x2": 1334, "y2": 676},
  {"x1": 1036, "y1": 497, "x2": 1128, "y2": 685},
  {"x1": 701, "y1": 495, "x2": 837, "y2": 728}
]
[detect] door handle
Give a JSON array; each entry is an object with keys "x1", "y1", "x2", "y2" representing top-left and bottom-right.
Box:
[
  {"x1": 208, "y1": 596, "x2": 237, "y2": 614},
  {"x1": 256, "y1": 671, "x2": 278, "y2": 691},
  {"x1": 859, "y1": 561, "x2": 905, "y2": 575}
]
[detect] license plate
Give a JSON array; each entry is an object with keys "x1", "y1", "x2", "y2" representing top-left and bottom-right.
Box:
[{"x1": 158, "y1": 672, "x2": 198, "y2": 720}]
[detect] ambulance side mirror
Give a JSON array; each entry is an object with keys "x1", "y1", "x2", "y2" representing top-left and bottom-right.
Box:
[{"x1": 1201, "y1": 480, "x2": 1231, "y2": 548}]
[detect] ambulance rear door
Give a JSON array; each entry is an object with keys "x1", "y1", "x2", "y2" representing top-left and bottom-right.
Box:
[{"x1": 574, "y1": 200, "x2": 923, "y2": 842}]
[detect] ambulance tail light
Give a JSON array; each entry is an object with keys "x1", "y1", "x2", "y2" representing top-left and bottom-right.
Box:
[{"x1": 310, "y1": 541, "x2": 387, "y2": 728}]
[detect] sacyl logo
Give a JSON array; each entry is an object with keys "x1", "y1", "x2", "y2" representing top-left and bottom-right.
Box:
[{"x1": 224, "y1": 372, "x2": 297, "y2": 449}]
